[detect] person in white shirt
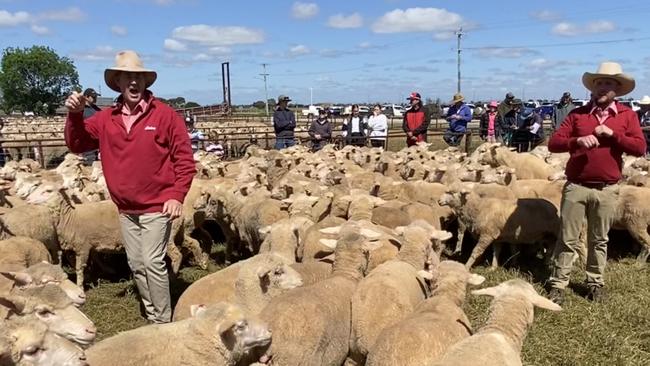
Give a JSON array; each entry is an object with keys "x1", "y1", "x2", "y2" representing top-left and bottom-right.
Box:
[
  {"x1": 367, "y1": 104, "x2": 388, "y2": 148},
  {"x1": 342, "y1": 104, "x2": 368, "y2": 146}
]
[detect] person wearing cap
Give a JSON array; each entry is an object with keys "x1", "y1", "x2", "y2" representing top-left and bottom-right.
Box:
[
  {"x1": 636, "y1": 95, "x2": 650, "y2": 155},
  {"x1": 444, "y1": 93, "x2": 472, "y2": 146},
  {"x1": 82, "y1": 88, "x2": 102, "y2": 119},
  {"x1": 511, "y1": 107, "x2": 543, "y2": 152},
  {"x1": 479, "y1": 101, "x2": 499, "y2": 143},
  {"x1": 63, "y1": 50, "x2": 196, "y2": 323},
  {"x1": 308, "y1": 108, "x2": 332, "y2": 151},
  {"x1": 497, "y1": 92, "x2": 515, "y2": 118},
  {"x1": 552, "y1": 92, "x2": 575, "y2": 130},
  {"x1": 273, "y1": 95, "x2": 296, "y2": 150},
  {"x1": 185, "y1": 115, "x2": 205, "y2": 154},
  {"x1": 497, "y1": 98, "x2": 522, "y2": 146},
  {"x1": 402, "y1": 92, "x2": 430, "y2": 146},
  {"x1": 546, "y1": 62, "x2": 646, "y2": 305}
]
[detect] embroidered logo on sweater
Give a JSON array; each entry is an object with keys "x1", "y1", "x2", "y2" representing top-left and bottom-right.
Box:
[{"x1": 144, "y1": 126, "x2": 156, "y2": 131}]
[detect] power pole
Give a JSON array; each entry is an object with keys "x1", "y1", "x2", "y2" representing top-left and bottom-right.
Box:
[
  {"x1": 260, "y1": 63, "x2": 270, "y2": 116},
  {"x1": 455, "y1": 27, "x2": 464, "y2": 94}
]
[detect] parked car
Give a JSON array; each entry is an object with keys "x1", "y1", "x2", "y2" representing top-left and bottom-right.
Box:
[
  {"x1": 536, "y1": 103, "x2": 555, "y2": 120},
  {"x1": 329, "y1": 106, "x2": 343, "y2": 116},
  {"x1": 382, "y1": 104, "x2": 406, "y2": 118},
  {"x1": 301, "y1": 105, "x2": 322, "y2": 118},
  {"x1": 618, "y1": 100, "x2": 640, "y2": 112},
  {"x1": 343, "y1": 105, "x2": 370, "y2": 117},
  {"x1": 573, "y1": 99, "x2": 589, "y2": 108}
]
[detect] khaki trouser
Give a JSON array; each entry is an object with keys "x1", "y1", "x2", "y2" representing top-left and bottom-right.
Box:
[
  {"x1": 119, "y1": 212, "x2": 172, "y2": 323},
  {"x1": 548, "y1": 182, "x2": 619, "y2": 289}
]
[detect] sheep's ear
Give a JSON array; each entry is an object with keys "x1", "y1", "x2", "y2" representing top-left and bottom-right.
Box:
[
  {"x1": 281, "y1": 197, "x2": 294, "y2": 204},
  {"x1": 319, "y1": 239, "x2": 338, "y2": 249},
  {"x1": 360, "y1": 228, "x2": 382, "y2": 239},
  {"x1": 190, "y1": 304, "x2": 207, "y2": 317},
  {"x1": 0, "y1": 294, "x2": 26, "y2": 314},
  {"x1": 258, "y1": 226, "x2": 272, "y2": 236},
  {"x1": 256, "y1": 267, "x2": 271, "y2": 280},
  {"x1": 467, "y1": 274, "x2": 486, "y2": 286},
  {"x1": 529, "y1": 293, "x2": 563, "y2": 311},
  {"x1": 394, "y1": 226, "x2": 406, "y2": 235},
  {"x1": 431, "y1": 230, "x2": 453, "y2": 242},
  {"x1": 362, "y1": 240, "x2": 383, "y2": 252},
  {"x1": 307, "y1": 196, "x2": 319, "y2": 203},
  {"x1": 0, "y1": 271, "x2": 33, "y2": 286},
  {"x1": 319, "y1": 226, "x2": 341, "y2": 235},
  {"x1": 417, "y1": 270, "x2": 434, "y2": 280},
  {"x1": 370, "y1": 197, "x2": 386, "y2": 207}
]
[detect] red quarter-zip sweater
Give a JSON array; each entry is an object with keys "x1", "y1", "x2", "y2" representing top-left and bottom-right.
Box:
[
  {"x1": 65, "y1": 94, "x2": 196, "y2": 214},
  {"x1": 548, "y1": 101, "x2": 646, "y2": 183}
]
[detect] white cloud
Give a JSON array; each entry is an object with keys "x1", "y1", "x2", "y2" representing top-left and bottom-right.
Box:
[
  {"x1": 0, "y1": 10, "x2": 30, "y2": 27},
  {"x1": 476, "y1": 47, "x2": 539, "y2": 59},
  {"x1": 371, "y1": 7, "x2": 463, "y2": 34},
  {"x1": 292, "y1": 2, "x2": 319, "y2": 20},
  {"x1": 327, "y1": 13, "x2": 363, "y2": 29},
  {"x1": 433, "y1": 31, "x2": 456, "y2": 41},
  {"x1": 38, "y1": 7, "x2": 85, "y2": 22},
  {"x1": 164, "y1": 38, "x2": 187, "y2": 52},
  {"x1": 111, "y1": 25, "x2": 128, "y2": 36},
  {"x1": 30, "y1": 24, "x2": 50, "y2": 35},
  {"x1": 193, "y1": 53, "x2": 211, "y2": 61},
  {"x1": 170, "y1": 25, "x2": 264, "y2": 46},
  {"x1": 530, "y1": 10, "x2": 561, "y2": 22},
  {"x1": 552, "y1": 20, "x2": 617, "y2": 36},
  {"x1": 288, "y1": 44, "x2": 310, "y2": 57},
  {"x1": 71, "y1": 46, "x2": 115, "y2": 62}
]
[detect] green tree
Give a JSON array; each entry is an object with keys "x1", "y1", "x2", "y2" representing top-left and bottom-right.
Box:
[
  {"x1": 184, "y1": 101, "x2": 200, "y2": 108},
  {"x1": 0, "y1": 46, "x2": 79, "y2": 115},
  {"x1": 252, "y1": 100, "x2": 265, "y2": 109}
]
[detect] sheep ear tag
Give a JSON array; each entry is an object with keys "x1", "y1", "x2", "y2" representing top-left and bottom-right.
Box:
[
  {"x1": 417, "y1": 270, "x2": 434, "y2": 280},
  {"x1": 319, "y1": 239, "x2": 338, "y2": 249}
]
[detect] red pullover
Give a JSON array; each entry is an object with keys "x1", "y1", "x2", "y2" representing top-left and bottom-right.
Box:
[
  {"x1": 65, "y1": 95, "x2": 196, "y2": 214},
  {"x1": 549, "y1": 102, "x2": 646, "y2": 183}
]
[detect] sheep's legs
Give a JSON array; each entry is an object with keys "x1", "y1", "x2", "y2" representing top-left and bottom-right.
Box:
[
  {"x1": 75, "y1": 249, "x2": 90, "y2": 288},
  {"x1": 454, "y1": 221, "x2": 467, "y2": 255},
  {"x1": 465, "y1": 236, "x2": 494, "y2": 269},
  {"x1": 165, "y1": 244, "x2": 182, "y2": 275},
  {"x1": 627, "y1": 221, "x2": 650, "y2": 264},
  {"x1": 490, "y1": 242, "x2": 502, "y2": 270},
  {"x1": 182, "y1": 235, "x2": 209, "y2": 269}
]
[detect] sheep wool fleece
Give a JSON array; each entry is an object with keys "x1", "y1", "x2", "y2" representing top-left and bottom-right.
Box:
[
  {"x1": 120, "y1": 212, "x2": 172, "y2": 323},
  {"x1": 549, "y1": 182, "x2": 618, "y2": 289}
]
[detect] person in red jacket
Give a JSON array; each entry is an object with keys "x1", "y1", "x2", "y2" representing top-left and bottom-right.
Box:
[
  {"x1": 64, "y1": 50, "x2": 196, "y2": 323},
  {"x1": 402, "y1": 92, "x2": 430, "y2": 146},
  {"x1": 546, "y1": 62, "x2": 646, "y2": 305}
]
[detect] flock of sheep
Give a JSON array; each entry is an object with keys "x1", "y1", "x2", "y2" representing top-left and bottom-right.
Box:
[{"x1": 1, "y1": 117, "x2": 650, "y2": 365}]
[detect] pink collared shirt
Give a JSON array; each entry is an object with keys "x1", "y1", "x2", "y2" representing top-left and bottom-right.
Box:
[
  {"x1": 121, "y1": 97, "x2": 150, "y2": 133},
  {"x1": 590, "y1": 101, "x2": 618, "y2": 125}
]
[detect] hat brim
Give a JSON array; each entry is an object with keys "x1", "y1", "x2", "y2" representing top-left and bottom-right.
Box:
[
  {"x1": 582, "y1": 72, "x2": 635, "y2": 97},
  {"x1": 104, "y1": 67, "x2": 157, "y2": 93},
  {"x1": 450, "y1": 97, "x2": 464, "y2": 104}
]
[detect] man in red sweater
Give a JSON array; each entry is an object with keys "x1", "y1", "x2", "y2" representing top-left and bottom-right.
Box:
[
  {"x1": 547, "y1": 62, "x2": 646, "y2": 305},
  {"x1": 64, "y1": 50, "x2": 196, "y2": 323}
]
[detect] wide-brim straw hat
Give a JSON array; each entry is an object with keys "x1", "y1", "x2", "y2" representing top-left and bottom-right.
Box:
[
  {"x1": 450, "y1": 93, "x2": 464, "y2": 104},
  {"x1": 104, "y1": 50, "x2": 157, "y2": 93},
  {"x1": 582, "y1": 62, "x2": 635, "y2": 97},
  {"x1": 638, "y1": 95, "x2": 650, "y2": 105}
]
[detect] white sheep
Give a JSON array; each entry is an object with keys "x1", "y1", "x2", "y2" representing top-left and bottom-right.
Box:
[
  {"x1": 431, "y1": 279, "x2": 562, "y2": 366},
  {"x1": 1, "y1": 262, "x2": 86, "y2": 307},
  {"x1": 348, "y1": 221, "x2": 452, "y2": 365},
  {"x1": 365, "y1": 260, "x2": 485, "y2": 366},
  {"x1": 258, "y1": 225, "x2": 381, "y2": 366},
  {"x1": 0, "y1": 237, "x2": 51, "y2": 270},
  {"x1": 86, "y1": 302, "x2": 271, "y2": 366}
]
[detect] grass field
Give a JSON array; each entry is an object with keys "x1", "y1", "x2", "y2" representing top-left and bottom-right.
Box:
[{"x1": 80, "y1": 238, "x2": 650, "y2": 366}]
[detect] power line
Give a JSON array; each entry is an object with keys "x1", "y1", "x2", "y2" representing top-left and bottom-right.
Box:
[{"x1": 464, "y1": 36, "x2": 650, "y2": 50}]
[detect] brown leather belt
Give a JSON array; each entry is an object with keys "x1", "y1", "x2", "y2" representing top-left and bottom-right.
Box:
[{"x1": 571, "y1": 181, "x2": 618, "y2": 190}]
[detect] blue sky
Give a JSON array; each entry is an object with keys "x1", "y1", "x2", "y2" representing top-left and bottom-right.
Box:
[{"x1": 1, "y1": 0, "x2": 650, "y2": 106}]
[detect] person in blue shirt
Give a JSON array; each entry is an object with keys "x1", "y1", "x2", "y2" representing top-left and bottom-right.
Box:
[
  {"x1": 185, "y1": 115, "x2": 205, "y2": 153},
  {"x1": 444, "y1": 93, "x2": 472, "y2": 146}
]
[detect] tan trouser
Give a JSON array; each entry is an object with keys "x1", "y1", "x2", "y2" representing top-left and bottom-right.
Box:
[
  {"x1": 119, "y1": 212, "x2": 172, "y2": 323},
  {"x1": 548, "y1": 182, "x2": 619, "y2": 289}
]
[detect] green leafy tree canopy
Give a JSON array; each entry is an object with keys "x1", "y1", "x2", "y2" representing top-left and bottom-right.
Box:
[{"x1": 0, "y1": 46, "x2": 79, "y2": 115}]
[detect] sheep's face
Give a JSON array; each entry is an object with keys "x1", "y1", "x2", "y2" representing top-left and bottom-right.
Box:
[
  {"x1": 25, "y1": 185, "x2": 57, "y2": 205},
  {"x1": 7, "y1": 321, "x2": 48, "y2": 365},
  {"x1": 40, "y1": 333, "x2": 87, "y2": 366},
  {"x1": 31, "y1": 303, "x2": 96, "y2": 346},
  {"x1": 15, "y1": 179, "x2": 40, "y2": 199},
  {"x1": 29, "y1": 267, "x2": 87, "y2": 307},
  {"x1": 219, "y1": 316, "x2": 272, "y2": 356},
  {"x1": 258, "y1": 264, "x2": 303, "y2": 292},
  {"x1": 437, "y1": 192, "x2": 457, "y2": 207}
]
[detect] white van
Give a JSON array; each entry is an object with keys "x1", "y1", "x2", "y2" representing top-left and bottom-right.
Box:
[{"x1": 382, "y1": 104, "x2": 406, "y2": 118}]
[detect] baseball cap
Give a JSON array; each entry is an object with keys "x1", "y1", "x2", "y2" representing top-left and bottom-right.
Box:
[
  {"x1": 407, "y1": 92, "x2": 421, "y2": 100},
  {"x1": 505, "y1": 92, "x2": 514, "y2": 100},
  {"x1": 278, "y1": 95, "x2": 292, "y2": 102},
  {"x1": 83, "y1": 88, "x2": 100, "y2": 98}
]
